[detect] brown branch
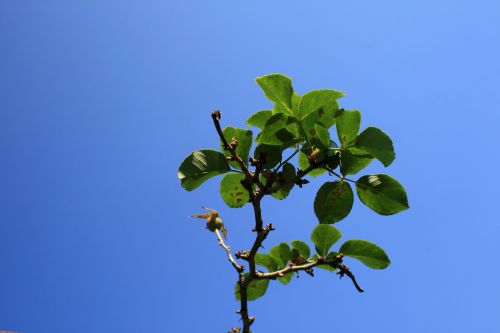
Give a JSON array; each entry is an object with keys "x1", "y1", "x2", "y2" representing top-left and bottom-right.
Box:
[
  {"x1": 247, "y1": 197, "x2": 273, "y2": 277},
  {"x1": 211, "y1": 110, "x2": 252, "y2": 178},
  {"x1": 337, "y1": 264, "x2": 365, "y2": 293},
  {"x1": 238, "y1": 275, "x2": 251, "y2": 332},
  {"x1": 240, "y1": 193, "x2": 275, "y2": 333},
  {"x1": 215, "y1": 229, "x2": 244, "y2": 273},
  {"x1": 255, "y1": 256, "x2": 365, "y2": 293}
]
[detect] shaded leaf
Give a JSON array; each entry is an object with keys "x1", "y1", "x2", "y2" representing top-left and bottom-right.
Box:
[
  {"x1": 254, "y1": 144, "x2": 282, "y2": 169},
  {"x1": 340, "y1": 240, "x2": 390, "y2": 269},
  {"x1": 310, "y1": 224, "x2": 342, "y2": 256},
  {"x1": 271, "y1": 163, "x2": 296, "y2": 200},
  {"x1": 356, "y1": 174, "x2": 409, "y2": 215},
  {"x1": 355, "y1": 127, "x2": 395, "y2": 167},
  {"x1": 340, "y1": 148, "x2": 373, "y2": 176},
  {"x1": 178, "y1": 149, "x2": 230, "y2": 191},
  {"x1": 220, "y1": 173, "x2": 249, "y2": 208},
  {"x1": 314, "y1": 181, "x2": 354, "y2": 224},
  {"x1": 257, "y1": 113, "x2": 301, "y2": 146}
]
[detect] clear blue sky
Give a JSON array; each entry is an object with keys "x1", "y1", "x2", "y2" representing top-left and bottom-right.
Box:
[{"x1": 1, "y1": 1, "x2": 499, "y2": 332}]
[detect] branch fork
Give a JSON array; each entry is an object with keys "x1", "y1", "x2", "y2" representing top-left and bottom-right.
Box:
[{"x1": 210, "y1": 111, "x2": 364, "y2": 333}]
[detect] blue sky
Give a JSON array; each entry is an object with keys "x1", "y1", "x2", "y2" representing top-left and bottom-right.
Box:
[{"x1": 1, "y1": 0, "x2": 499, "y2": 332}]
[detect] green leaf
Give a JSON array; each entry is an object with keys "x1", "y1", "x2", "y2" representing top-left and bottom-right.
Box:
[
  {"x1": 291, "y1": 92, "x2": 301, "y2": 117},
  {"x1": 340, "y1": 240, "x2": 390, "y2": 269},
  {"x1": 256, "y1": 74, "x2": 293, "y2": 114},
  {"x1": 302, "y1": 106, "x2": 337, "y2": 133},
  {"x1": 178, "y1": 149, "x2": 230, "y2": 191},
  {"x1": 254, "y1": 144, "x2": 282, "y2": 169},
  {"x1": 340, "y1": 148, "x2": 373, "y2": 176},
  {"x1": 220, "y1": 126, "x2": 253, "y2": 169},
  {"x1": 298, "y1": 89, "x2": 344, "y2": 119},
  {"x1": 355, "y1": 127, "x2": 395, "y2": 167},
  {"x1": 356, "y1": 174, "x2": 409, "y2": 215},
  {"x1": 314, "y1": 122, "x2": 331, "y2": 146},
  {"x1": 276, "y1": 92, "x2": 302, "y2": 116},
  {"x1": 298, "y1": 151, "x2": 326, "y2": 177},
  {"x1": 278, "y1": 272, "x2": 294, "y2": 285},
  {"x1": 335, "y1": 109, "x2": 361, "y2": 147},
  {"x1": 310, "y1": 224, "x2": 342, "y2": 256},
  {"x1": 271, "y1": 163, "x2": 296, "y2": 200},
  {"x1": 235, "y1": 273, "x2": 269, "y2": 301},
  {"x1": 289, "y1": 248, "x2": 303, "y2": 263},
  {"x1": 246, "y1": 110, "x2": 273, "y2": 129},
  {"x1": 255, "y1": 253, "x2": 278, "y2": 271},
  {"x1": 219, "y1": 173, "x2": 250, "y2": 208},
  {"x1": 324, "y1": 140, "x2": 341, "y2": 170},
  {"x1": 291, "y1": 240, "x2": 310, "y2": 260},
  {"x1": 269, "y1": 242, "x2": 291, "y2": 268},
  {"x1": 314, "y1": 181, "x2": 354, "y2": 224},
  {"x1": 257, "y1": 113, "x2": 300, "y2": 146},
  {"x1": 317, "y1": 264, "x2": 336, "y2": 272}
]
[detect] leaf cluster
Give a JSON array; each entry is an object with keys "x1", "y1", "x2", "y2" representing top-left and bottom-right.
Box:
[
  {"x1": 237, "y1": 224, "x2": 390, "y2": 301},
  {"x1": 178, "y1": 73, "x2": 409, "y2": 219}
]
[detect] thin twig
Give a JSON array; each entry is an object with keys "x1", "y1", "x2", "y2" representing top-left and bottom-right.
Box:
[
  {"x1": 337, "y1": 264, "x2": 365, "y2": 293},
  {"x1": 215, "y1": 229, "x2": 244, "y2": 273},
  {"x1": 256, "y1": 259, "x2": 323, "y2": 279},
  {"x1": 273, "y1": 147, "x2": 300, "y2": 172},
  {"x1": 211, "y1": 110, "x2": 252, "y2": 178}
]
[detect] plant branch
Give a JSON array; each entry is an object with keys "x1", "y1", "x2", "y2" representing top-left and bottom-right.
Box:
[
  {"x1": 247, "y1": 197, "x2": 273, "y2": 277},
  {"x1": 215, "y1": 229, "x2": 244, "y2": 273},
  {"x1": 324, "y1": 166, "x2": 359, "y2": 185},
  {"x1": 211, "y1": 110, "x2": 252, "y2": 178},
  {"x1": 211, "y1": 110, "x2": 267, "y2": 198},
  {"x1": 257, "y1": 258, "x2": 323, "y2": 279},
  {"x1": 273, "y1": 147, "x2": 300, "y2": 172},
  {"x1": 337, "y1": 264, "x2": 365, "y2": 293},
  {"x1": 240, "y1": 193, "x2": 275, "y2": 332},
  {"x1": 238, "y1": 275, "x2": 252, "y2": 332},
  {"x1": 255, "y1": 256, "x2": 364, "y2": 293}
]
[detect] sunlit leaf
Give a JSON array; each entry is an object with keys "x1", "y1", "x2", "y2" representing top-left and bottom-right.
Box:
[
  {"x1": 311, "y1": 224, "x2": 342, "y2": 256},
  {"x1": 335, "y1": 109, "x2": 361, "y2": 147},
  {"x1": 256, "y1": 74, "x2": 294, "y2": 114},
  {"x1": 220, "y1": 173, "x2": 249, "y2": 208}
]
